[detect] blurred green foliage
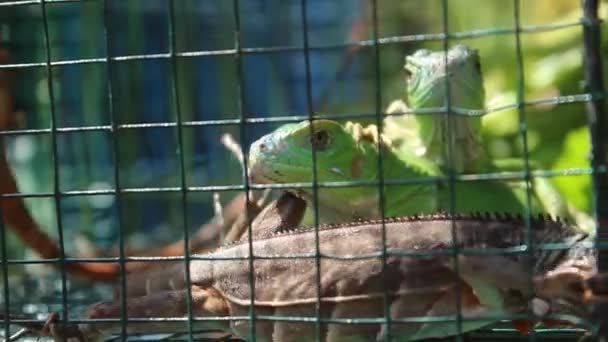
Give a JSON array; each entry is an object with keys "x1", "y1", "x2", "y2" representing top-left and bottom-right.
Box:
[{"x1": 368, "y1": 0, "x2": 603, "y2": 214}]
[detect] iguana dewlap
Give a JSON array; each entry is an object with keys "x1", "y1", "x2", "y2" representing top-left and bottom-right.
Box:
[{"x1": 51, "y1": 214, "x2": 595, "y2": 342}]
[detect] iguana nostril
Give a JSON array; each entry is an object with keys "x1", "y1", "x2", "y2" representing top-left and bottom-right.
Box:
[{"x1": 259, "y1": 143, "x2": 267, "y2": 151}]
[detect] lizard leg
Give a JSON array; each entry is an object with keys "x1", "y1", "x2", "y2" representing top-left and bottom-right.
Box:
[
  {"x1": 226, "y1": 303, "x2": 275, "y2": 342},
  {"x1": 269, "y1": 302, "x2": 375, "y2": 342},
  {"x1": 377, "y1": 292, "x2": 446, "y2": 341},
  {"x1": 271, "y1": 304, "x2": 331, "y2": 342},
  {"x1": 43, "y1": 286, "x2": 231, "y2": 341},
  {"x1": 325, "y1": 297, "x2": 385, "y2": 342},
  {"x1": 534, "y1": 259, "x2": 595, "y2": 305},
  {"x1": 378, "y1": 279, "x2": 491, "y2": 342},
  {"x1": 407, "y1": 281, "x2": 499, "y2": 341},
  {"x1": 40, "y1": 312, "x2": 90, "y2": 342},
  {"x1": 241, "y1": 191, "x2": 307, "y2": 241},
  {"x1": 455, "y1": 255, "x2": 532, "y2": 296}
]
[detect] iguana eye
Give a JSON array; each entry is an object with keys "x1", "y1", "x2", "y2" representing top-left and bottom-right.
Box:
[{"x1": 310, "y1": 130, "x2": 331, "y2": 150}]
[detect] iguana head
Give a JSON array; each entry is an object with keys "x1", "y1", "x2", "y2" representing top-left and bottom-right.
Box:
[
  {"x1": 249, "y1": 120, "x2": 370, "y2": 180},
  {"x1": 405, "y1": 44, "x2": 485, "y2": 112},
  {"x1": 248, "y1": 119, "x2": 438, "y2": 221},
  {"x1": 403, "y1": 45, "x2": 487, "y2": 171}
]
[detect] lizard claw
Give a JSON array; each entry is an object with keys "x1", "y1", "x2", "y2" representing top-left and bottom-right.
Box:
[
  {"x1": 534, "y1": 260, "x2": 593, "y2": 304},
  {"x1": 40, "y1": 312, "x2": 59, "y2": 337},
  {"x1": 40, "y1": 312, "x2": 87, "y2": 342}
]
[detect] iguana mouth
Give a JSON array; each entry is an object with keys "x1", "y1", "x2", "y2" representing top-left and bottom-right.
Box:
[
  {"x1": 249, "y1": 170, "x2": 277, "y2": 185},
  {"x1": 248, "y1": 165, "x2": 299, "y2": 185}
]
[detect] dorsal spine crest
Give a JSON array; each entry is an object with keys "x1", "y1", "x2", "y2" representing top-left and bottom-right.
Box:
[{"x1": 210, "y1": 212, "x2": 577, "y2": 254}]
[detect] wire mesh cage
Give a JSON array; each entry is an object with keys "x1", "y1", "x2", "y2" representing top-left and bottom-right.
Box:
[{"x1": 0, "y1": 0, "x2": 606, "y2": 341}]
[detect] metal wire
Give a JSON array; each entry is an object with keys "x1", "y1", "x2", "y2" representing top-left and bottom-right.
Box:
[
  {"x1": 167, "y1": 0, "x2": 195, "y2": 340},
  {"x1": 0, "y1": 0, "x2": 605, "y2": 341},
  {"x1": 582, "y1": 0, "x2": 608, "y2": 340},
  {"x1": 439, "y1": 0, "x2": 466, "y2": 340},
  {"x1": 512, "y1": 2, "x2": 538, "y2": 341},
  {"x1": 0, "y1": 157, "x2": 9, "y2": 342},
  {"x1": 368, "y1": 0, "x2": 392, "y2": 339},
  {"x1": 0, "y1": 165, "x2": 601, "y2": 201},
  {"x1": 0, "y1": 21, "x2": 589, "y2": 68},
  {"x1": 0, "y1": 93, "x2": 594, "y2": 139},
  {"x1": 582, "y1": 0, "x2": 608, "y2": 263},
  {"x1": 299, "y1": 0, "x2": 324, "y2": 340},
  {"x1": 232, "y1": 1, "x2": 259, "y2": 341},
  {"x1": 102, "y1": 0, "x2": 128, "y2": 339},
  {"x1": 39, "y1": 0, "x2": 69, "y2": 330}
]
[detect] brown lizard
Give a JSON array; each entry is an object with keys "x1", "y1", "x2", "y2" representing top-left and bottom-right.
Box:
[{"x1": 33, "y1": 212, "x2": 596, "y2": 342}]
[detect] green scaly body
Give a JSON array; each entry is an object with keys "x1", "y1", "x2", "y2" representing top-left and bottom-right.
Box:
[
  {"x1": 248, "y1": 45, "x2": 593, "y2": 233},
  {"x1": 248, "y1": 119, "x2": 543, "y2": 224},
  {"x1": 384, "y1": 45, "x2": 594, "y2": 234},
  {"x1": 384, "y1": 45, "x2": 486, "y2": 173}
]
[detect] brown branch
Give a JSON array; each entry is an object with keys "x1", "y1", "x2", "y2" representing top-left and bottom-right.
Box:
[
  {"x1": 0, "y1": 141, "x2": 121, "y2": 281},
  {"x1": 0, "y1": 49, "x2": 124, "y2": 282}
]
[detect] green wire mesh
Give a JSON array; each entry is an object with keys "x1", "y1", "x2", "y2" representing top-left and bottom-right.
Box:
[{"x1": 0, "y1": 0, "x2": 605, "y2": 341}]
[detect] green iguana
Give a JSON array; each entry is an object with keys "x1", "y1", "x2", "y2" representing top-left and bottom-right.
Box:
[
  {"x1": 35, "y1": 213, "x2": 596, "y2": 341},
  {"x1": 248, "y1": 119, "x2": 545, "y2": 223},
  {"x1": 247, "y1": 45, "x2": 593, "y2": 233},
  {"x1": 384, "y1": 44, "x2": 487, "y2": 173},
  {"x1": 247, "y1": 45, "x2": 573, "y2": 226},
  {"x1": 383, "y1": 44, "x2": 595, "y2": 234}
]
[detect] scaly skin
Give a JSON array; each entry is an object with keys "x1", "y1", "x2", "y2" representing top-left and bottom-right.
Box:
[
  {"x1": 248, "y1": 119, "x2": 543, "y2": 224},
  {"x1": 248, "y1": 45, "x2": 594, "y2": 233},
  {"x1": 37, "y1": 213, "x2": 596, "y2": 341},
  {"x1": 384, "y1": 44, "x2": 486, "y2": 173},
  {"x1": 385, "y1": 45, "x2": 595, "y2": 234},
  {"x1": 249, "y1": 120, "x2": 441, "y2": 222}
]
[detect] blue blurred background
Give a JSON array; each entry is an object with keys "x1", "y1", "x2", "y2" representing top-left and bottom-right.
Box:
[{"x1": 1, "y1": 0, "x2": 373, "y2": 254}]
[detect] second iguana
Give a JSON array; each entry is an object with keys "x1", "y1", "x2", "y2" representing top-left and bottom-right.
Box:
[
  {"x1": 384, "y1": 44, "x2": 486, "y2": 173},
  {"x1": 384, "y1": 44, "x2": 595, "y2": 234}
]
